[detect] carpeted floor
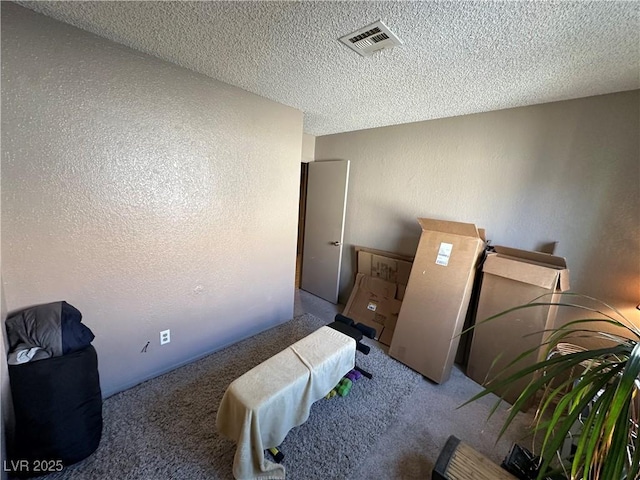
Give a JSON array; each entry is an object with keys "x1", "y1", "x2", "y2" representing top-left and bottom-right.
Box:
[{"x1": 37, "y1": 313, "x2": 426, "y2": 480}]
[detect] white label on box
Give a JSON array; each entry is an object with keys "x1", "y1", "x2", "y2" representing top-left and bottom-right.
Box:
[
  {"x1": 436, "y1": 242, "x2": 453, "y2": 266},
  {"x1": 367, "y1": 302, "x2": 377, "y2": 312}
]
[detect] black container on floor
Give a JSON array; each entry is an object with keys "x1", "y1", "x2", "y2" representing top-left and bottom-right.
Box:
[
  {"x1": 502, "y1": 444, "x2": 568, "y2": 480},
  {"x1": 8, "y1": 345, "x2": 103, "y2": 477}
]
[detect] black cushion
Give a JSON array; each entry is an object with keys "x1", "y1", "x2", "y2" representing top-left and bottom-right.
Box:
[
  {"x1": 327, "y1": 320, "x2": 372, "y2": 355},
  {"x1": 327, "y1": 320, "x2": 363, "y2": 342}
]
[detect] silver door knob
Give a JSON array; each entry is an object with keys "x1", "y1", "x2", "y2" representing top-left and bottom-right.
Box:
[{"x1": 332, "y1": 241, "x2": 342, "y2": 246}]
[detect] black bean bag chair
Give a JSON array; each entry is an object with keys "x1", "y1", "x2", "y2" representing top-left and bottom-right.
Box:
[{"x1": 8, "y1": 345, "x2": 103, "y2": 477}]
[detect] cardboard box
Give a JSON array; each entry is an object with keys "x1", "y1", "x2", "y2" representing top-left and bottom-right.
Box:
[
  {"x1": 454, "y1": 247, "x2": 487, "y2": 367},
  {"x1": 389, "y1": 219, "x2": 485, "y2": 383},
  {"x1": 342, "y1": 247, "x2": 413, "y2": 346},
  {"x1": 356, "y1": 247, "x2": 413, "y2": 286},
  {"x1": 466, "y1": 246, "x2": 570, "y2": 409}
]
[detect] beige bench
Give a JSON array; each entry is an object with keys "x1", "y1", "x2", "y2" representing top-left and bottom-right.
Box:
[{"x1": 216, "y1": 326, "x2": 356, "y2": 480}]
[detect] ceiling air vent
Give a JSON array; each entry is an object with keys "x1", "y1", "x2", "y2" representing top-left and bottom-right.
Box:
[{"x1": 339, "y1": 20, "x2": 403, "y2": 57}]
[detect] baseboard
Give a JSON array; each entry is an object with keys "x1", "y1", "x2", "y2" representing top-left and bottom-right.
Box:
[{"x1": 101, "y1": 317, "x2": 291, "y2": 399}]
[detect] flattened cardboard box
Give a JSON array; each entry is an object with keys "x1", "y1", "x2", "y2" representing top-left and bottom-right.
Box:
[
  {"x1": 343, "y1": 247, "x2": 413, "y2": 346},
  {"x1": 356, "y1": 247, "x2": 413, "y2": 287},
  {"x1": 466, "y1": 246, "x2": 570, "y2": 410},
  {"x1": 389, "y1": 218, "x2": 485, "y2": 384}
]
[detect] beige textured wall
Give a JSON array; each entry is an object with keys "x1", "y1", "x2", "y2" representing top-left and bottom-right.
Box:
[
  {"x1": 302, "y1": 134, "x2": 316, "y2": 163},
  {"x1": 1, "y1": 236, "x2": 8, "y2": 476},
  {"x1": 0, "y1": 41, "x2": 9, "y2": 468},
  {"x1": 316, "y1": 91, "x2": 640, "y2": 324},
  {"x1": 1, "y1": 4, "x2": 303, "y2": 396}
]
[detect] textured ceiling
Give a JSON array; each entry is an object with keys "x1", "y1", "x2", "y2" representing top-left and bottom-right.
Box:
[{"x1": 14, "y1": 1, "x2": 640, "y2": 136}]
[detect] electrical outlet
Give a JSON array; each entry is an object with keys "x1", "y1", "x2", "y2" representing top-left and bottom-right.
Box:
[{"x1": 160, "y1": 329, "x2": 170, "y2": 345}]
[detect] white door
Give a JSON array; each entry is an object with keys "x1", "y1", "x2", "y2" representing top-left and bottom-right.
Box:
[{"x1": 300, "y1": 160, "x2": 350, "y2": 304}]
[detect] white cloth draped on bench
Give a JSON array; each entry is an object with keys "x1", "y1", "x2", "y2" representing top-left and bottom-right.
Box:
[{"x1": 216, "y1": 326, "x2": 356, "y2": 479}]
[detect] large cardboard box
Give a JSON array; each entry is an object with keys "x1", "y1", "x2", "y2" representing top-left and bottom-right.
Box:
[
  {"x1": 466, "y1": 246, "x2": 570, "y2": 409},
  {"x1": 389, "y1": 219, "x2": 485, "y2": 383},
  {"x1": 342, "y1": 247, "x2": 413, "y2": 346}
]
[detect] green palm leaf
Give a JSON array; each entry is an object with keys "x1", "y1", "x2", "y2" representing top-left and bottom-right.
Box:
[{"x1": 463, "y1": 293, "x2": 640, "y2": 479}]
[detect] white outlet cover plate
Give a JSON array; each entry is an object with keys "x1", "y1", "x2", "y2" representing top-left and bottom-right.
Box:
[{"x1": 160, "y1": 329, "x2": 171, "y2": 345}]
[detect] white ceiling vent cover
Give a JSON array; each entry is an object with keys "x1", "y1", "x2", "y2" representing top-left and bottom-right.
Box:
[{"x1": 339, "y1": 20, "x2": 403, "y2": 57}]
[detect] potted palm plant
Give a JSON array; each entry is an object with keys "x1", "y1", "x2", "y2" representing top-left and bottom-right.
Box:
[{"x1": 464, "y1": 293, "x2": 640, "y2": 480}]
